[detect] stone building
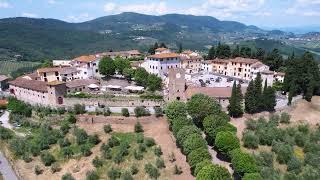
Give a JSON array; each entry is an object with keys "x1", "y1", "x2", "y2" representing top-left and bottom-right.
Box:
[
  {"x1": 166, "y1": 68, "x2": 186, "y2": 102},
  {"x1": 0, "y1": 75, "x2": 9, "y2": 91}
]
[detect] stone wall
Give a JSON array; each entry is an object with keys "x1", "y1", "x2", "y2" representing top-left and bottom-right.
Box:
[{"x1": 63, "y1": 97, "x2": 164, "y2": 108}]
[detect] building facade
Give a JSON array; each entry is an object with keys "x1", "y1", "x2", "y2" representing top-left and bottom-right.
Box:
[
  {"x1": 72, "y1": 55, "x2": 101, "y2": 79},
  {"x1": 37, "y1": 67, "x2": 79, "y2": 82},
  {"x1": 166, "y1": 68, "x2": 186, "y2": 102}
]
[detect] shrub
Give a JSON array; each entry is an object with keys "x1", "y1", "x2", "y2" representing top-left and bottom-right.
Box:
[
  {"x1": 62, "y1": 173, "x2": 75, "y2": 180},
  {"x1": 74, "y1": 128, "x2": 88, "y2": 145},
  {"x1": 107, "y1": 167, "x2": 122, "y2": 180},
  {"x1": 92, "y1": 156, "x2": 103, "y2": 168},
  {"x1": 134, "y1": 122, "x2": 144, "y2": 133},
  {"x1": 121, "y1": 108, "x2": 130, "y2": 117},
  {"x1": 73, "y1": 104, "x2": 86, "y2": 114},
  {"x1": 196, "y1": 164, "x2": 232, "y2": 180},
  {"x1": 245, "y1": 119, "x2": 258, "y2": 131},
  {"x1": 40, "y1": 152, "x2": 55, "y2": 166},
  {"x1": 272, "y1": 143, "x2": 293, "y2": 164},
  {"x1": 145, "y1": 163, "x2": 160, "y2": 179},
  {"x1": 154, "y1": 106, "x2": 163, "y2": 117},
  {"x1": 60, "y1": 121, "x2": 71, "y2": 135},
  {"x1": 51, "y1": 162, "x2": 61, "y2": 173},
  {"x1": 216, "y1": 123, "x2": 237, "y2": 135},
  {"x1": 242, "y1": 131, "x2": 259, "y2": 149},
  {"x1": 298, "y1": 124, "x2": 309, "y2": 134},
  {"x1": 287, "y1": 157, "x2": 302, "y2": 173},
  {"x1": 154, "y1": 146, "x2": 162, "y2": 157},
  {"x1": 103, "y1": 107, "x2": 111, "y2": 116},
  {"x1": 23, "y1": 154, "x2": 32, "y2": 163},
  {"x1": 156, "y1": 158, "x2": 165, "y2": 169},
  {"x1": 215, "y1": 131, "x2": 240, "y2": 155},
  {"x1": 103, "y1": 124, "x2": 112, "y2": 134},
  {"x1": 295, "y1": 132, "x2": 306, "y2": 147},
  {"x1": 187, "y1": 148, "x2": 212, "y2": 170},
  {"x1": 134, "y1": 150, "x2": 143, "y2": 160},
  {"x1": 144, "y1": 137, "x2": 155, "y2": 147},
  {"x1": 194, "y1": 160, "x2": 212, "y2": 176},
  {"x1": 138, "y1": 143, "x2": 146, "y2": 152},
  {"x1": 171, "y1": 117, "x2": 193, "y2": 136},
  {"x1": 59, "y1": 138, "x2": 71, "y2": 148},
  {"x1": 80, "y1": 144, "x2": 92, "y2": 157},
  {"x1": 86, "y1": 171, "x2": 99, "y2": 180},
  {"x1": 113, "y1": 152, "x2": 124, "y2": 164},
  {"x1": 280, "y1": 112, "x2": 290, "y2": 124},
  {"x1": 34, "y1": 165, "x2": 42, "y2": 175},
  {"x1": 121, "y1": 171, "x2": 133, "y2": 180},
  {"x1": 243, "y1": 173, "x2": 263, "y2": 180},
  {"x1": 134, "y1": 106, "x2": 150, "y2": 117},
  {"x1": 230, "y1": 149, "x2": 258, "y2": 175},
  {"x1": 182, "y1": 133, "x2": 207, "y2": 155},
  {"x1": 174, "y1": 164, "x2": 183, "y2": 175},
  {"x1": 57, "y1": 107, "x2": 66, "y2": 115},
  {"x1": 0, "y1": 126, "x2": 14, "y2": 140},
  {"x1": 131, "y1": 164, "x2": 139, "y2": 175},
  {"x1": 176, "y1": 125, "x2": 201, "y2": 145},
  {"x1": 136, "y1": 133, "x2": 144, "y2": 143},
  {"x1": 66, "y1": 113, "x2": 77, "y2": 124},
  {"x1": 61, "y1": 147, "x2": 74, "y2": 158},
  {"x1": 88, "y1": 134, "x2": 101, "y2": 145},
  {"x1": 269, "y1": 114, "x2": 280, "y2": 126},
  {"x1": 108, "y1": 135, "x2": 120, "y2": 147},
  {"x1": 254, "y1": 152, "x2": 274, "y2": 168},
  {"x1": 165, "y1": 101, "x2": 187, "y2": 124}
]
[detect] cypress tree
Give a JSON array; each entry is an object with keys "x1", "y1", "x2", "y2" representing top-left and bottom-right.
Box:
[
  {"x1": 232, "y1": 45, "x2": 240, "y2": 58},
  {"x1": 264, "y1": 86, "x2": 276, "y2": 112},
  {"x1": 228, "y1": 81, "x2": 243, "y2": 117},
  {"x1": 254, "y1": 73, "x2": 263, "y2": 112},
  {"x1": 245, "y1": 80, "x2": 256, "y2": 114},
  {"x1": 208, "y1": 46, "x2": 216, "y2": 60}
]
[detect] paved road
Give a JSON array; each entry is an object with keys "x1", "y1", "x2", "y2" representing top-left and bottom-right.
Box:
[
  {"x1": 0, "y1": 152, "x2": 18, "y2": 180},
  {"x1": 0, "y1": 111, "x2": 12, "y2": 130}
]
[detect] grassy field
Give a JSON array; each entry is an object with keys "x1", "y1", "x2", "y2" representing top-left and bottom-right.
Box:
[{"x1": 0, "y1": 61, "x2": 40, "y2": 76}]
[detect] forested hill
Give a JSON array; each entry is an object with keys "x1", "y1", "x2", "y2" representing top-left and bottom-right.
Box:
[{"x1": 0, "y1": 12, "x2": 316, "y2": 61}]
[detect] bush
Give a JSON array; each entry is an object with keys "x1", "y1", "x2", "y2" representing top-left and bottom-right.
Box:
[
  {"x1": 145, "y1": 163, "x2": 160, "y2": 179},
  {"x1": 174, "y1": 164, "x2": 183, "y2": 175},
  {"x1": 298, "y1": 124, "x2": 309, "y2": 134},
  {"x1": 57, "y1": 107, "x2": 66, "y2": 115},
  {"x1": 73, "y1": 104, "x2": 86, "y2": 114},
  {"x1": 138, "y1": 143, "x2": 146, "y2": 152},
  {"x1": 230, "y1": 149, "x2": 258, "y2": 175},
  {"x1": 134, "y1": 150, "x2": 143, "y2": 160},
  {"x1": 187, "y1": 148, "x2": 212, "y2": 170},
  {"x1": 154, "y1": 106, "x2": 163, "y2": 117},
  {"x1": 62, "y1": 173, "x2": 75, "y2": 180},
  {"x1": 134, "y1": 106, "x2": 150, "y2": 117},
  {"x1": 92, "y1": 156, "x2": 103, "y2": 168},
  {"x1": 269, "y1": 114, "x2": 280, "y2": 126},
  {"x1": 131, "y1": 164, "x2": 139, "y2": 175},
  {"x1": 108, "y1": 135, "x2": 120, "y2": 147},
  {"x1": 280, "y1": 112, "x2": 290, "y2": 124},
  {"x1": 171, "y1": 117, "x2": 193, "y2": 136},
  {"x1": 74, "y1": 128, "x2": 88, "y2": 145},
  {"x1": 23, "y1": 154, "x2": 32, "y2": 163},
  {"x1": 154, "y1": 146, "x2": 162, "y2": 157},
  {"x1": 215, "y1": 131, "x2": 240, "y2": 155},
  {"x1": 144, "y1": 137, "x2": 155, "y2": 147},
  {"x1": 40, "y1": 152, "x2": 55, "y2": 166},
  {"x1": 254, "y1": 152, "x2": 274, "y2": 168},
  {"x1": 51, "y1": 162, "x2": 61, "y2": 173},
  {"x1": 182, "y1": 133, "x2": 207, "y2": 155},
  {"x1": 59, "y1": 138, "x2": 71, "y2": 148},
  {"x1": 243, "y1": 173, "x2": 263, "y2": 180},
  {"x1": 134, "y1": 122, "x2": 144, "y2": 133},
  {"x1": 61, "y1": 147, "x2": 74, "y2": 158},
  {"x1": 121, "y1": 171, "x2": 133, "y2": 180},
  {"x1": 0, "y1": 126, "x2": 14, "y2": 140},
  {"x1": 196, "y1": 164, "x2": 232, "y2": 180},
  {"x1": 176, "y1": 125, "x2": 201, "y2": 145},
  {"x1": 107, "y1": 167, "x2": 122, "y2": 180},
  {"x1": 103, "y1": 124, "x2": 112, "y2": 134},
  {"x1": 156, "y1": 158, "x2": 165, "y2": 169},
  {"x1": 103, "y1": 107, "x2": 111, "y2": 116},
  {"x1": 136, "y1": 133, "x2": 144, "y2": 143},
  {"x1": 121, "y1": 108, "x2": 130, "y2": 117},
  {"x1": 295, "y1": 132, "x2": 306, "y2": 147},
  {"x1": 34, "y1": 165, "x2": 42, "y2": 175},
  {"x1": 66, "y1": 113, "x2": 77, "y2": 124},
  {"x1": 272, "y1": 143, "x2": 293, "y2": 164},
  {"x1": 287, "y1": 157, "x2": 302, "y2": 173},
  {"x1": 242, "y1": 131, "x2": 259, "y2": 149},
  {"x1": 86, "y1": 171, "x2": 99, "y2": 180},
  {"x1": 88, "y1": 134, "x2": 101, "y2": 145},
  {"x1": 80, "y1": 144, "x2": 92, "y2": 157},
  {"x1": 168, "y1": 152, "x2": 176, "y2": 163},
  {"x1": 245, "y1": 119, "x2": 258, "y2": 131},
  {"x1": 60, "y1": 121, "x2": 71, "y2": 135},
  {"x1": 194, "y1": 160, "x2": 212, "y2": 176}
]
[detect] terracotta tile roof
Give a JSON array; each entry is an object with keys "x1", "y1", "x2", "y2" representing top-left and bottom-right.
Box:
[
  {"x1": 0, "y1": 75, "x2": 9, "y2": 81},
  {"x1": 251, "y1": 62, "x2": 265, "y2": 68},
  {"x1": 98, "y1": 50, "x2": 141, "y2": 57},
  {"x1": 185, "y1": 86, "x2": 247, "y2": 99},
  {"x1": 73, "y1": 55, "x2": 97, "y2": 63},
  {"x1": 66, "y1": 79, "x2": 99, "y2": 88},
  {"x1": 155, "y1": 48, "x2": 168, "y2": 51},
  {"x1": 37, "y1": 67, "x2": 61, "y2": 73},
  {"x1": 261, "y1": 70, "x2": 275, "y2": 75},
  {"x1": 37, "y1": 67, "x2": 79, "y2": 74},
  {"x1": 47, "y1": 80, "x2": 65, "y2": 86},
  {"x1": 209, "y1": 58, "x2": 260, "y2": 65},
  {"x1": 9, "y1": 79, "x2": 48, "y2": 92},
  {"x1": 21, "y1": 72, "x2": 39, "y2": 80},
  {"x1": 181, "y1": 50, "x2": 194, "y2": 55},
  {"x1": 148, "y1": 53, "x2": 180, "y2": 59}
]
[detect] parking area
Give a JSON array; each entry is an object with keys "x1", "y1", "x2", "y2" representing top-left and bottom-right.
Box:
[{"x1": 189, "y1": 73, "x2": 249, "y2": 88}]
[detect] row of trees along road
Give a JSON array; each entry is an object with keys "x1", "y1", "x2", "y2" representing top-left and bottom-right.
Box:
[{"x1": 98, "y1": 56, "x2": 162, "y2": 92}]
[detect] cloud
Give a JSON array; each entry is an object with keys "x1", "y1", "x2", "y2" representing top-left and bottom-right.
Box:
[
  {"x1": 104, "y1": 2, "x2": 116, "y2": 12},
  {"x1": 66, "y1": 13, "x2": 93, "y2": 22},
  {"x1": 103, "y1": 1, "x2": 169, "y2": 15},
  {"x1": 22, "y1": 12, "x2": 38, "y2": 18},
  {"x1": 0, "y1": 1, "x2": 10, "y2": 8},
  {"x1": 48, "y1": 0, "x2": 56, "y2": 4}
]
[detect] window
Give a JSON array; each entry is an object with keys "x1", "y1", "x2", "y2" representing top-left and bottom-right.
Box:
[
  {"x1": 96, "y1": 69, "x2": 99, "y2": 73},
  {"x1": 58, "y1": 97, "x2": 63, "y2": 105},
  {"x1": 44, "y1": 73, "x2": 47, "y2": 77},
  {"x1": 44, "y1": 78, "x2": 48, "y2": 82},
  {"x1": 55, "y1": 72, "x2": 59, "y2": 76},
  {"x1": 84, "y1": 72, "x2": 87, "y2": 74}
]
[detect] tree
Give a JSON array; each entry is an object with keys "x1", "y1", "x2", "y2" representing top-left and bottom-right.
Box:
[
  {"x1": 215, "y1": 131, "x2": 240, "y2": 155},
  {"x1": 187, "y1": 148, "x2": 212, "y2": 170},
  {"x1": 114, "y1": 57, "x2": 131, "y2": 75},
  {"x1": 216, "y1": 43, "x2": 231, "y2": 59},
  {"x1": 171, "y1": 116, "x2": 193, "y2": 136},
  {"x1": 176, "y1": 125, "x2": 201, "y2": 145},
  {"x1": 183, "y1": 133, "x2": 207, "y2": 155},
  {"x1": 232, "y1": 45, "x2": 240, "y2": 58},
  {"x1": 254, "y1": 73, "x2": 263, "y2": 112},
  {"x1": 194, "y1": 160, "x2": 212, "y2": 176},
  {"x1": 160, "y1": 42, "x2": 167, "y2": 48},
  {"x1": 203, "y1": 113, "x2": 230, "y2": 143},
  {"x1": 228, "y1": 81, "x2": 243, "y2": 117},
  {"x1": 187, "y1": 94, "x2": 221, "y2": 127},
  {"x1": 196, "y1": 164, "x2": 232, "y2": 180},
  {"x1": 208, "y1": 46, "x2": 216, "y2": 59},
  {"x1": 99, "y1": 56, "x2": 116, "y2": 77},
  {"x1": 263, "y1": 49, "x2": 284, "y2": 71},
  {"x1": 147, "y1": 74, "x2": 162, "y2": 91},
  {"x1": 230, "y1": 149, "x2": 258, "y2": 176},
  {"x1": 123, "y1": 68, "x2": 135, "y2": 80},
  {"x1": 134, "y1": 107, "x2": 150, "y2": 117},
  {"x1": 243, "y1": 173, "x2": 263, "y2": 180},
  {"x1": 108, "y1": 167, "x2": 121, "y2": 180},
  {"x1": 165, "y1": 101, "x2": 187, "y2": 126},
  {"x1": 255, "y1": 48, "x2": 265, "y2": 61},
  {"x1": 104, "y1": 124, "x2": 113, "y2": 134},
  {"x1": 245, "y1": 80, "x2": 256, "y2": 114},
  {"x1": 40, "y1": 152, "x2": 55, "y2": 166},
  {"x1": 263, "y1": 85, "x2": 276, "y2": 112},
  {"x1": 86, "y1": 171, "x2": 99, "y2": 180},
  {"x1": 145, "y1": 163, "x2": 160, "y2": 179},
  {"x1": 240, "y1": 47, "x2": 252, "y2": 58},
  {"x1": 134, "y1": 122, "x2": 144, "y2": 133},
  {"x1": 242, "y1": 131, "x2": 259, "y2": 149},
  {"x1": 178, "y1": 43, "x2": 183, "y2": 53},
  {"x1": 134, "y1": 67, "x2": 149, "y2": 87},
  {"x1": 62, "y1": 173, "x2": 75, "y2": 180}
]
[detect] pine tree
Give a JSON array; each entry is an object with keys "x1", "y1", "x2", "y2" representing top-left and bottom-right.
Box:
[
  {"x1": 254, "y1": 73, "x2": 263, "y2": 112},
  {"x1": 245, "y1": 80, "x2": 256, "y2": 114},
  {"x1": 262, "y1": 79, "x2": 268, "y2": 110},
  {"x1": 232, "y1": 45, "x2": 240, "y2": 58},
  {"x1": 208, "y1": 46, "x2": 216, "y2": 60},
  {"x1": 264, "y1": 86, "x2": 276, "y2": 112},
  {"x1": 228, "y1": 81, "x2": 243, "y2": 117}
]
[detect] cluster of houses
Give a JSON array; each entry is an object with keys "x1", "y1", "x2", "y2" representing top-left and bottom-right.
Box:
[{"x1": 1, "y1": 47, "x2": 285, "y2": 109}]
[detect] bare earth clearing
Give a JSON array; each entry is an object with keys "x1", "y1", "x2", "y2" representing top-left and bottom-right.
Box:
[{"x1": 11, "y1": 116, "x2": 193, "y2": 180}]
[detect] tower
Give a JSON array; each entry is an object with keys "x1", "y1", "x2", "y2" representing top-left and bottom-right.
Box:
[
  {"x1": 47, "y1": 81, "x2": 67, "y2": 106},
  {"x1": 167, "y1": 68, "x2": 186, "y2": 102}
]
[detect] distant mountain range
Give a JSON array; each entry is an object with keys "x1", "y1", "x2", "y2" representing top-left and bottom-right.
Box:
[{"x1": 0, "y1": 12, "x2": 318, "y2": 62}]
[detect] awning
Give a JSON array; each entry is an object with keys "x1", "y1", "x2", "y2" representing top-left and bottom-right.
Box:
[
  {"x1": 124, "y1": 86, "x2": 145, "y2": 91},
  {"x1": 106, "y1": 85, "x2": 122, "y2": 89},
  {"x1": 88, "y1": 84, "x2": 100, "y2": 89}
]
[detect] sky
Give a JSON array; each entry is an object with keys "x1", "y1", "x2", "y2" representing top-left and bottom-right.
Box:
[{"x1": 0, "y1": 0, "x2": 319, "y2": 28}]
